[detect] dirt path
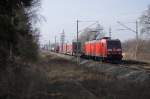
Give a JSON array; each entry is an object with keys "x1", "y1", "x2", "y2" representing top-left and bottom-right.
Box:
[{"x1": 39, "y1": 52, "x2": 100, "y2": 99}]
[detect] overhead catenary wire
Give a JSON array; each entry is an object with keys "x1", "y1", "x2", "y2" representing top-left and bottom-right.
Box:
[{"x1": 117, "y1": 20, "x2": 139, "y2": 60}]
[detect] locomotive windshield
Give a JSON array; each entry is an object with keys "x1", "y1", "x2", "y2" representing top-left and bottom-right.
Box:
[{"x1": 107, "y1": 40, "x2": 121, "y2": 49}]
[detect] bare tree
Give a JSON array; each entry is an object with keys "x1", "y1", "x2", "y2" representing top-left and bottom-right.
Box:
[
  {"x1": 140, "y1": 5, "x2": 150, "y2": 39},
  {"x1": 79, "y1": 24, "x2": 104, "y2": 42}
]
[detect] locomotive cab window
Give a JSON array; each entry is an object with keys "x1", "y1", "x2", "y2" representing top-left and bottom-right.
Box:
[{"x1": 107, "y1": 40, "x2": 121, "y2": 49}]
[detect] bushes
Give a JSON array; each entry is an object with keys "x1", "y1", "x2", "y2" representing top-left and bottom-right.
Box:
[{"x1": 0, "y1": 62, "x2": 49, "y2": 99}]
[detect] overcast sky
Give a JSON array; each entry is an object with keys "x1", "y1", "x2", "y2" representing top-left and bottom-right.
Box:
[{"x1": 39, "y1": 0, "x2": 150, "y2": 44}]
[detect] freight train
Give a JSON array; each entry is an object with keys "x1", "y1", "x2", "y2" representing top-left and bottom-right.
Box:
[{"x1": 54, "y1": 37, "x2": 123, "y2": 61}]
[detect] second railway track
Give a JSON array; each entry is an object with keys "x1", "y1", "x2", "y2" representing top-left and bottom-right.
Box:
[{"x1": 118, "y1": 60, "x2": 150, "y2": 72}]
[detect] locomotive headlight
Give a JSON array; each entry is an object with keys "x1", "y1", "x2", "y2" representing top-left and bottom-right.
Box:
[{"x1": 117, "y1": 49, "x2": 122, "y2": 51}]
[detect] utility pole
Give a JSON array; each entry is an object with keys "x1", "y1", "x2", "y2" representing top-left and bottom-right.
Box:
[
  {"x1": 77, "y1": 20, "x2": 80, "y2": 64},
  {"x1": 136, "y1": 21, "x2": 139, "y2": 41},
  {"x1": 117, "y1": 20, "x2": 139, "y2": 60},
  {"x1": 109, "y1": 26, "x2": 112, "y2": 38},
  {"x1": 60, "y1": 30, "x2": 65, "y2": 52},
  {"x1": 49, "y1": 40, "x2": 51, "y2": 50},
  {"x1": 135, "y1": 20, "x2": 139, "y2": 60},
  {"x1": 55, "y1": 36, "x2": 57, "y2": 52}
]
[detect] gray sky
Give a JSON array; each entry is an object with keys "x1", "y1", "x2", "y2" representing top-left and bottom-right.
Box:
[{"x1": 39, "y1": 0, "x2": 150, "y2": 44}]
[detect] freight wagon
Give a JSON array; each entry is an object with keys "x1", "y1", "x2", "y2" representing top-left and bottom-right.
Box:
[{"x1": 60, "y1": 42, "x2": 81, "y2": 56}]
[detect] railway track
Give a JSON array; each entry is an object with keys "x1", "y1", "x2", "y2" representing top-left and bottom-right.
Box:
[
  {"x1": 81, "y1": 58, "x2": 150, "y2": 73},
  {"x1": 78, "y1": 54, "x2": 150, "y2": 73},
  {"x1": 50, "y1": 51, "x2": 150, "y2": 73},
  {"x1": 83, "y1": 57, "x2": 150, "y2": 72},
  {"x1": 118, "y1": 60, "x2": 150, "y2": 72}
]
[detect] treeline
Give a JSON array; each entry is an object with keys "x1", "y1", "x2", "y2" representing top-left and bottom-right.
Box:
[
  {"x1": 0, "y1": 0, "x2": 40, "y2": 67},
  {"x1": 122, "y1": 39, "x2": 150, "y2": 62},
  {"x1": 122, "y1": 5, "x2": 150, "y2": 62},
  {"x1": 0, "y1": 1, "x2": 50, "y2": 99}
]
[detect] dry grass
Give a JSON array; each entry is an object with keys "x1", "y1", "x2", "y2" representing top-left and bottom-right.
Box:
[
  {"x1": 39, "y1": 52, "x2": 150, "y2": 99},
  {"x1": 1, "y1": 52, "x2": 149, "y2": 99},
  {"x1": 0, "y1": 61, "x2": 49, "y2": 99}
]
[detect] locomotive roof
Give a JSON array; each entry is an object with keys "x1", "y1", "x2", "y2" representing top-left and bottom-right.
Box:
[
  {"x1": 107, "y1": 39, "x2": 120, "y2": 41},
  {"x1": 85, "y1": 36, "x2": 121, "y2": 43}
]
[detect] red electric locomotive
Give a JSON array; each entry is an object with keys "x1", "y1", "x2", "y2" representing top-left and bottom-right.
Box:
[{"x1": 83, "y1": 37, "x2": 122, "y2": 61}]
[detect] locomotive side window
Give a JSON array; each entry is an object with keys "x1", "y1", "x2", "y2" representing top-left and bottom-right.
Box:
[{"x1": 107, "y1": 40, "x2": 121, "y2": 49}]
